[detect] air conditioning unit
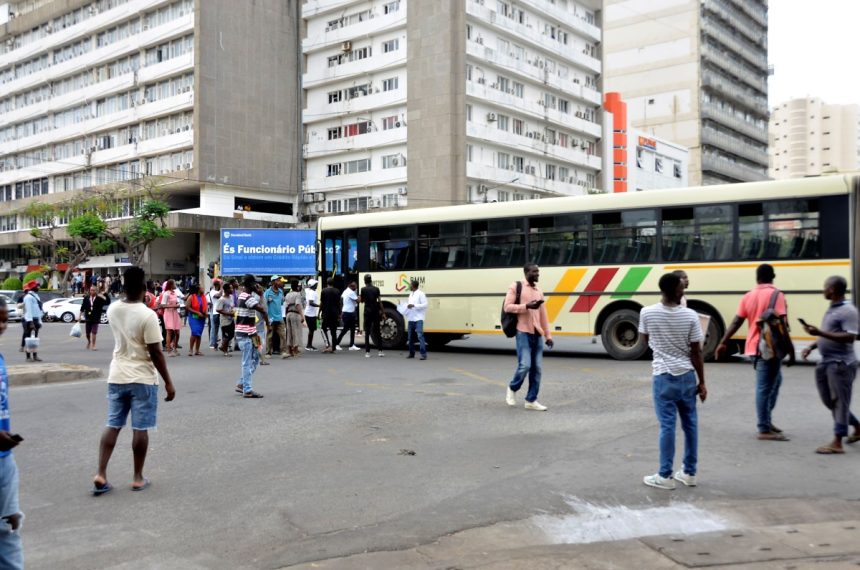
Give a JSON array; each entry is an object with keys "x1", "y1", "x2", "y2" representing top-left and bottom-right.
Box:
[
  {"x1": 487, "y1": 112, "x2": 496, "y2": 122},
  {"x1": 183, "y1": 163, "x2": 191, "y2": 170},
  {"x1": 369, "y1": 198, "x2": 381, "y2": 208},
  {"x1": 391, "y1": 157, "x2": 400, "y2": 166},
  {"x1": 477, "y1": 77, "x2": 485, "y2": 84},
  {"x1": 490, "y1": 83, "x2": 498, "y2": 89},
  {"x1": 302, "y1": 192, "x2": 315, "y2": 202},
  {"x1": 313, "y1": 203, "x2": 326, "y2": 213},
  {"x1": 476, "y1": 36, "x2": 484, "y2": 45},
  {"x1": 341, "y1": 41, "x2": 352, "y2": 52},
  {"x1": 395, "y1": 121, "x2": 401, "y2": 127},
  {"x1": 314, "y1": 192, "x2": 326, "y2": 202},
  {"x1": 397, "y1": 187, "x2": 407, "y2": 195},
  {"x1": 526, "y1": 132, "x2": 534, "y2": 139}
]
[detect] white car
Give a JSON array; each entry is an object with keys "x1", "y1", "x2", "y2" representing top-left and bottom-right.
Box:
[
  {"x1": 0, "y1": 295, "x2": 20, "y2": 322},
  {"x1": 42, "y1": 297, "x2": 70, "y2": 321},
  {"x1": 48, "y1": 298, "x2": 109, "y2": 324}
]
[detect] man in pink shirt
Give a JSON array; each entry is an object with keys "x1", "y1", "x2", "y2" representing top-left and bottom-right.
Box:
[
  {"x1": 716, "y1": 264, "x2": 795, "y2": 441},
  {"x1": 504, "y1": 263, "x2": 554, "y2": 411}
]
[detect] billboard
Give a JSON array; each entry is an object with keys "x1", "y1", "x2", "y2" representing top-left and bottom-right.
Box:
[{"x1": 220, "y1": 229, "x2": 317, "y2": 276}]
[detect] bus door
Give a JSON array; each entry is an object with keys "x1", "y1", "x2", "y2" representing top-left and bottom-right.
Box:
[{"x1": 321, "y1": 230, "x2": 361, "y2": 291}]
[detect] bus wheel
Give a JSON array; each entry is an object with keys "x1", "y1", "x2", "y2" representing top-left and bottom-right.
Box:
[
  {"x1": 601, "y1": 308, "x2": 648, "y2": 360},
  {"x1": 701, "y1": 311, "x2": 725, "y2": 361},
  {"x1": 380, "y1": 307, "x2": 406, "y2": 349}
]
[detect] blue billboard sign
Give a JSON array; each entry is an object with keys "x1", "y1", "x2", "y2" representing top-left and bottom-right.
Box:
[{"x1": 220, "y1": 229, "x2": 317, "y2": 276}]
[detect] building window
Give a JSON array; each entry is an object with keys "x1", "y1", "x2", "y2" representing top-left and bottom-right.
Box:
[
  {"x1": 382, "y1": 154, "x2": 403, "y2": 169},
  {"x1": 674, "y1": 162, "x2": 682, "y2": 178},
  {"x1": 545, "y1": 164, "x2": 557, "y2": 180},
  {"x1": 347, "y1": 84, "x2": 370, "y2": 99},
  {"x1": 559, "y1": 167, "x2": 569, "y2": 182},
  {"x1": 383, "y1": 39, "x2": 399, "y2": 53},
  {"x1": 497, "y1": 153, "x2": 510, "y2": 169},
  {"x1": 558, "y1": 99, "x2": 570, "y2": 114},
  {"x1": 328, "y1": 127, "x2": 342, "y2": 140},
  {"x1": 513, "y1": 82, "x2": 524, "y2": 98},
  {"x1": 466, "y1": 104, "x2": 472, "y2": 122},
  {"x1": 655, "y1": 158, "x2": 663, "y2": 173},
  {"x1": 384, "y1": 1, "x2": 401, "y2": 14},
  {"x1": 382, "y1": 77, "x2": 399, "y2": 91},
  {"x1": 512, "y1": 119, "x2": 524, "y2": 136},
  {"x1": 345, "y1": 158, "x2": 371, "y2": 174},
  {"x1": 466, "y1": 144, "x2": 473, "y2": 162},
  {"x1": 327, "y1": 164, "x2": 342, "y2": 177},
  {"x1": 382, "y1": 116, "x2": 400, "y2": 130},
  {"x1": 328, "y1": 90, "x2": 343, "y2": 104},
  {"x1": 497, "y1": 114, "x2": 509, "y2": 131},
  {"x1": 513, "y1": 156, "x2": 524, "y2": 172}
]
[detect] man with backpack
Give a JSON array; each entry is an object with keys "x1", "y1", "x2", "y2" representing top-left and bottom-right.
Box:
[{"x1": 716, "y1": 264, "x2": 796, "y2": 441}]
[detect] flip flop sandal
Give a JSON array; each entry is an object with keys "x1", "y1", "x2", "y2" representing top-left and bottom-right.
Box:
[
  {"x1": 815, "y1": 446, "x2": 845, "y2": 454},
  {"x1": 235, "y1": 386, "x2": 244, "y2": 394},
  {"x1": 243, "y1": 391, "x2": 264, "y2": 398},
  {"x1": 92, "y1": 481, "x2": 113, "y2": 496},
  {"x1": 131, "y1": 478, "x2": 151, "y2": 491},
  {"x1": 846, "y1": 435, "x2": 860, "y2": 444}
]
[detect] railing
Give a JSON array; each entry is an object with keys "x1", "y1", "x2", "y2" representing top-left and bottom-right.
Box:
[
  {"x1": 701, "y1": 151, "x2": 769, "y2": 182},
  {"x1": 702, "y1": 0, "x2": 766, "y2": 45},
  {"x1": 701, "y1": 18, "x2": 767, "y2": 71},
  {"x1": 700, "y1": 100, "x2": 768, "y2": 144},
  {"x1": 700, "y1": 126, "x2": 768, "y2": 165},
  {"x1": 701, "y1": 71, "x2": 767, "y2": 113},
  {"x1": 700, "y1": 43, "x2": 767, "y2": 92}
]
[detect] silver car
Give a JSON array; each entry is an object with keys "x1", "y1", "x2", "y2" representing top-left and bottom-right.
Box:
[{"x1": 0, "y1": 295, "x2": 20, "y2": 321}]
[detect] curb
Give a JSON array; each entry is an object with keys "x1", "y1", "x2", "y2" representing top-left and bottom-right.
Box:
[{"x1": 7, "y1": 363, "x2": 103, "y2": 387}]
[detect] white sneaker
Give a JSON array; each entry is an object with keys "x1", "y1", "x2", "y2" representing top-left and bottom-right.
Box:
[
  {"x1": 673, "y1": 471, "x2": 697, "y2": 487},
  {"x1": 506, "y1": 388, "x2": 516, "y2": 407},
  {"x1": 524, "y1": 401, "x2": 547, "y2": 411},
  {"x1": 365, "y1": 352, "x2": 371, "y2": 358},
  {"x1": 378, "y1": 351, "x2": 385, "y2": 357},
  {"x1": 348, "y1": 345, "x2": 361, "y2": 351},
  {"x1": 335, "y1": 345, "x2": 343, "y2": 351},
  {"x1": 643, "y1": 474, "x2": 676, "y2": 490}
]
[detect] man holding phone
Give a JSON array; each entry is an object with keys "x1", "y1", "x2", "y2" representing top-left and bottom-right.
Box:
[
  {"x1": 639, "y1": 272, "x2": 706, "y2": 490},
  {"x1": 504, "y1": 263, "x2": 554, "y2": 411},
  {"x1": 0, "y1": 297, "x2": 24, "y2": 568}
]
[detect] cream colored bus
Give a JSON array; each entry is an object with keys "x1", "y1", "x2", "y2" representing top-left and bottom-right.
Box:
[{"x1": 318, "y1": 174, "x2": 858, "y2": 359}]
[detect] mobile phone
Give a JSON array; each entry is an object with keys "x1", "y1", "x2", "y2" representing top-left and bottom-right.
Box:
[
  {"x1": 535, "y1": 299, "x2": 545, "y2": 305},
  {"x1": 798, "y1": 318, "x2": 809, "y2": 327},
  {"x1": 10, "y1": 434, "x2": 22, "y2": 443}
]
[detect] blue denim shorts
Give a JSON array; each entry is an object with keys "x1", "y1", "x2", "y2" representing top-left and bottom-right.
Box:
[{"x1": 106, "y1": 383, "x2": 158, "y2": 431}]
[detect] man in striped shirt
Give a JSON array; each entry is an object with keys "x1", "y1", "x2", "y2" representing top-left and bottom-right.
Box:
[
  {"x1": 639, "y1": 272, "x2": 707, "y2": 490},
  {"x1": 235, "y1": 274, "x2": 268, "y2": 398}
]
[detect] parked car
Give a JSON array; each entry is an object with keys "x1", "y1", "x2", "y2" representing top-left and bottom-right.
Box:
[
  {"x1": 47, "y1": 297, "x2": 110, "y2": 324},
  {"x1": 42, "y1": 297, "x2": 71, "y2": 322},
  {"x1": 0, "y1": 295, "x2": 20, "y2": 322}
]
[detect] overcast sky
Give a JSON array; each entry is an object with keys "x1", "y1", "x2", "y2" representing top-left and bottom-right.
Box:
[{"x1": 768, "y1": 0, "x2": 860, "y2": 107}]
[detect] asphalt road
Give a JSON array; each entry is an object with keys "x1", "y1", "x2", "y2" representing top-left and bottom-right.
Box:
[{"x1": 5, "y1": 323, "x2": 859, "y2": 569}]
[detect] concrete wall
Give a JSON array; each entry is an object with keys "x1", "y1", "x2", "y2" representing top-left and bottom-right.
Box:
[
  {"x1": 406, "y1": 0, "x2": 467, "y2": 208},
  {"x1": 195, "y1": 0, "x2": 301, "y2": 202}
]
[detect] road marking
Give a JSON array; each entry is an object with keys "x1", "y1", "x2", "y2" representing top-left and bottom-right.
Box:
[{"x1": 449, "y1": 367, "x2": 506, "y2": 387}]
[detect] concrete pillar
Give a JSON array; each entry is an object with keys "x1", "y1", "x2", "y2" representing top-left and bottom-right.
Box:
[{"x1": 198, "y1": 230, "x2": 221, "y2": 290}]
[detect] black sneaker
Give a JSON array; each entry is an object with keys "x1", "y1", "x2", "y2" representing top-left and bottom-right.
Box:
[{"x1": 243, "y1": 391, "x2": 264, "y2": 399}]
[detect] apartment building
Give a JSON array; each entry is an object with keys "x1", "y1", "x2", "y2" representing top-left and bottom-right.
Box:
[
  {"x1": 0, "y1": 0, "x2": 300, "y2": 281},
  {"x1": 301, "y1": 0, "x2": 607, "y2": 217},
  {"x1": 770, "y1": 98, "x2": 860, "y2": 179},
  {"x1": 603, "y1": 0, "x2": 769, "y2": 186}
]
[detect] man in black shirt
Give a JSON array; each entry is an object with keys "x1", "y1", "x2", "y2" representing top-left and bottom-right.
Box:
[
  {"x1": 320, "y1": 279, "x2": 342, "y2": 354},
  {"x1": 360, "y1": 274, "x2": 384, "y2": 358}
]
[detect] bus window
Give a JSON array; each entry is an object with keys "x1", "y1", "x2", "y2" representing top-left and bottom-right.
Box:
[
  {"x1": 529, "y1": 214, "x2": 588, "y2": 266},
  {"x1": 323, "y1": 233, "x2": 343, "y2": 275},
  {"x1": 695, "y1": 204, "x2": 733, "y2": 261},
  {"x1": 738, "y1": 202, "x2": 765, "y2": 259},
  {"x1": 593, "y1": 209, "x2": 656, "y2": 264},
  {"x1": 471, "y1": 218, "x2": 525, "y2": 268},
  {"x1": 661, "y1": 207, "x2": 694, "y2": 262},
  {"x1": 418, "y1": 222, "x2": 468, "y2": 269},
  {"x1": 766, "y1": 199, "x2": 819, "y2": 259},
  {"x1": 369, "y1": 226, "x2": 415, "y2": 271}
]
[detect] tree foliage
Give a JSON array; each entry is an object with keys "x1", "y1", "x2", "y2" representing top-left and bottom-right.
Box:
[
  {"x1": 2, "y1": 277, "x2": 22, "y2": 290},
  {"x1": 22, "y1": 270, "x2": 45, "y2": 285}
]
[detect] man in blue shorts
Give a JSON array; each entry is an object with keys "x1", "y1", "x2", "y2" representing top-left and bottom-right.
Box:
[{"x1": 92, "y1": 267, "x2": 176, "y2": 495}]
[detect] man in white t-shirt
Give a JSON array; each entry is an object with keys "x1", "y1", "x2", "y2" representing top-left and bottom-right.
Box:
[
  {"x1": 638, "y1": 272, "x2": 706, "y2": 491},
  {"x1": 406, "y1": 278, "x2": 428, "y2": 360},
  {"x1": 335, "y1": 281, "x2": 361, "y2": 350},
  {"x1": 91, "y1": 267, "x2": 175, "y2": 496},
  {"x1": 304, "y1": 279, "x2": 321, "y2": 351}
]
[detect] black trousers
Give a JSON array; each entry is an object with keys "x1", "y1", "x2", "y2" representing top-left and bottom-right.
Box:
[
  {"x1": 322, "y1": 316, "x2": 338, "y2": 349},
  {"x1": 363, "y1": 312, "x2": 382, "y2": 352},
  {"x1": 306, "y1": 316, "x2": 318, "y2": 348},
  {"x1": 336, "y1": 312, "x2": 357, "y2": 347},
  {"x1": 22, "y1": 318, "x2": 41, "y2": 348}
]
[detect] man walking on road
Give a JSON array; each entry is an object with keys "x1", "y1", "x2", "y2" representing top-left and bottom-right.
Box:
[
  {"x1": 0, "y1": 297, "x2": 24, "y2": 568},
  {"x1": 360, "y1": 274, "x2": 385, "y2": 358},
  {"x1": 235, "y1": 275, "x2": 267, "y2": 398},
  {"x1": 801, "y1": 276, "x2": 860, "y2": 454},
  {"x1": 21, "y1": 281, "x2": 43, "y2": 362},
  {"x1": 92, "y1": 267, "x2": 176, "y2": 495},
  {"x1": 320, "y1": 279, "x2": 341, "y2": 354},
  {"x1": 639, "y1": 272, "x2": 706, "y2": 490},
  {"x1": 216, "y1": 283, "x2": 235, "y2": 356},
  {"x1": 716, "y1": 264, "x2": 796, "y2": 441},
  {"x1": 80, "y1": 284, "x2": 110, "y2": 350},
  {"x1": 207, "y1": 279, "x2": 222, "y2": 350},
  {"x1": 335, "y1": 282, "x2": 360, "y2": 351},
  {"x1": 304, "y1": 279, "x2": 321, "y2": 351},
  {"x1": 264, "y1": 277, "x2": 286, "y2": 356},
  {"x1": 406, "y1": 278, "x2": 428, "y2": 360},
  {"x1": 504, "y1": 263, "x2": 553, "y2": 411}
]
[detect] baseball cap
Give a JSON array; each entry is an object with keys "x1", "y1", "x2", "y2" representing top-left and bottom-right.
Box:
[
  {"x1": 23, "y1": 280, "x2": 39, "y2": 291},
  {"x1": 307, "y1": 279, "x2": 318, "y2": 287}
]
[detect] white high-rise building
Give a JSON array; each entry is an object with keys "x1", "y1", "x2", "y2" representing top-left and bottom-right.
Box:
[
  {"x1": 770, "y1": 98, "x2": 860, "y2": 180},
  {"x1": 301, "y1": 0, "x2": 606, "y2": 217}
]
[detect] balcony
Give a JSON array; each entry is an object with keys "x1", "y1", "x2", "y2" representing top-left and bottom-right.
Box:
[
  {"x1": 700, "y1": 100, "x2": 768, "y2": 144},
  {"x1": 702, "y1": 0, "x2": 766, "y2": 46},
  {"x1": 700, "y1": 126, "x2": 768, "y2": 166},
  {"x1": 701, "y1": 152, "x2": 769, "y2": 182},
  {"x1": 304, "y1": 49, "x2": 406, "y2": 88},
  {"x1": 466, "y1": 122, "x2": 601, "y2": 171},
  {"x1": 466, "y1": 1, "x2": 600, "y2": 74},
  {"x1": 700, "y1": 44, "x2": 767, "y2": 92},
  {"x1": 302, "y1": 9, "x2": 406, "y2": 54},
  {"x1": 466, "y1": 163, "x2": 587, "y2": 198},
  {"x1": 514, "y1": 0, "x2": 601, "y2": 42},
  {"x1": 726, "y1": 0, "x2": 767, "y2": 28},
  {"x1": 304, "y1": 89, "x2": 406, "y2": 125},
  {"x1": 304, "y1": 126, "x2": 406, "y2": 159},
  {"x1": 466, "y1": 82, "x2": 602, "y2": 138},
  {"x1": 701, "y1": 71, "x2": 767, "y2": 113},
  {"x1": 701, "y1": 18, "x2": 767, "y2": 71},
  {"x1": 1, "y1": 12, "x2": 194, "y2": 98},
  {"x1": 302, "y1": 0, "x2": 364, "y2": 19},
  {"x1": 304, "y1": 165, "x2": 406, "y2": 192},
  {"x1": 466, "y1": 42, "x2": 601, "y2": 106}
]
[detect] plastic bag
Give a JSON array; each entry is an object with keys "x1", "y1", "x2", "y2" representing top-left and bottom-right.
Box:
[
  {"x1": 24, "y1": 333, "x2": 39, "y2": 352},
  {"x1": 70, "y1": 323, "x2": 82, "y2": 338}
]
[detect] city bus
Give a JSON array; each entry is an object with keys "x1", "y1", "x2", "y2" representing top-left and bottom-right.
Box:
[{"x1": 317, "y1": 174, "x2": 858, "y2": 360}]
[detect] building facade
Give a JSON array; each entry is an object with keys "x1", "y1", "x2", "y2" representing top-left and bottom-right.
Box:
[
  {"x1": 770, "y1": 98, "x2": 860, "y2": 179},
  {"x1": 603, "y1": 0, "x2": 769, "y2": 186},
  {"x1": 0, "y1": 0, "x2": 301, "y2": 282},
  {"x1": 301, "y1": 0, "x2": 607, "y2": 218}
]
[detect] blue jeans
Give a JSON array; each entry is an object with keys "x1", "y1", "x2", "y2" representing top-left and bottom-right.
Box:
[
  {"x1": 209, "y1": 314, "x2": 220, "y2": 347},
  {"x1": 0, "y1": 454, "x2": 22, "y2": 570},
  {"x1": 509, "y1": 332, "x2": 543, "y2": 402},
  {"x1": 755, "y1": 358, "x2": 783, "y2": 433},
  {"x1": 408, "y1": 320, "x2": 426, "y2": 357},
  {"x1": 237, "y1": 334, "x2": 260, "y2": 394},
  {"x1": 106, "y1": 383, "x2": 158, "y2": 430},
  {"x1": 653, "y1": 371, "x2": 698, "y2": 478}
]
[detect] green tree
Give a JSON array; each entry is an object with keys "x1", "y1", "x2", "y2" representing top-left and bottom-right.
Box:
[
  {"x1": 100, "y1": 184, "x2": 173, "y2": 266},
  {"x1": 22, "y1": 270, "x2": 45, "y2": 286},
  {"x1": 2, "y1": 277, "x2": 22, "y2": 290}
]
